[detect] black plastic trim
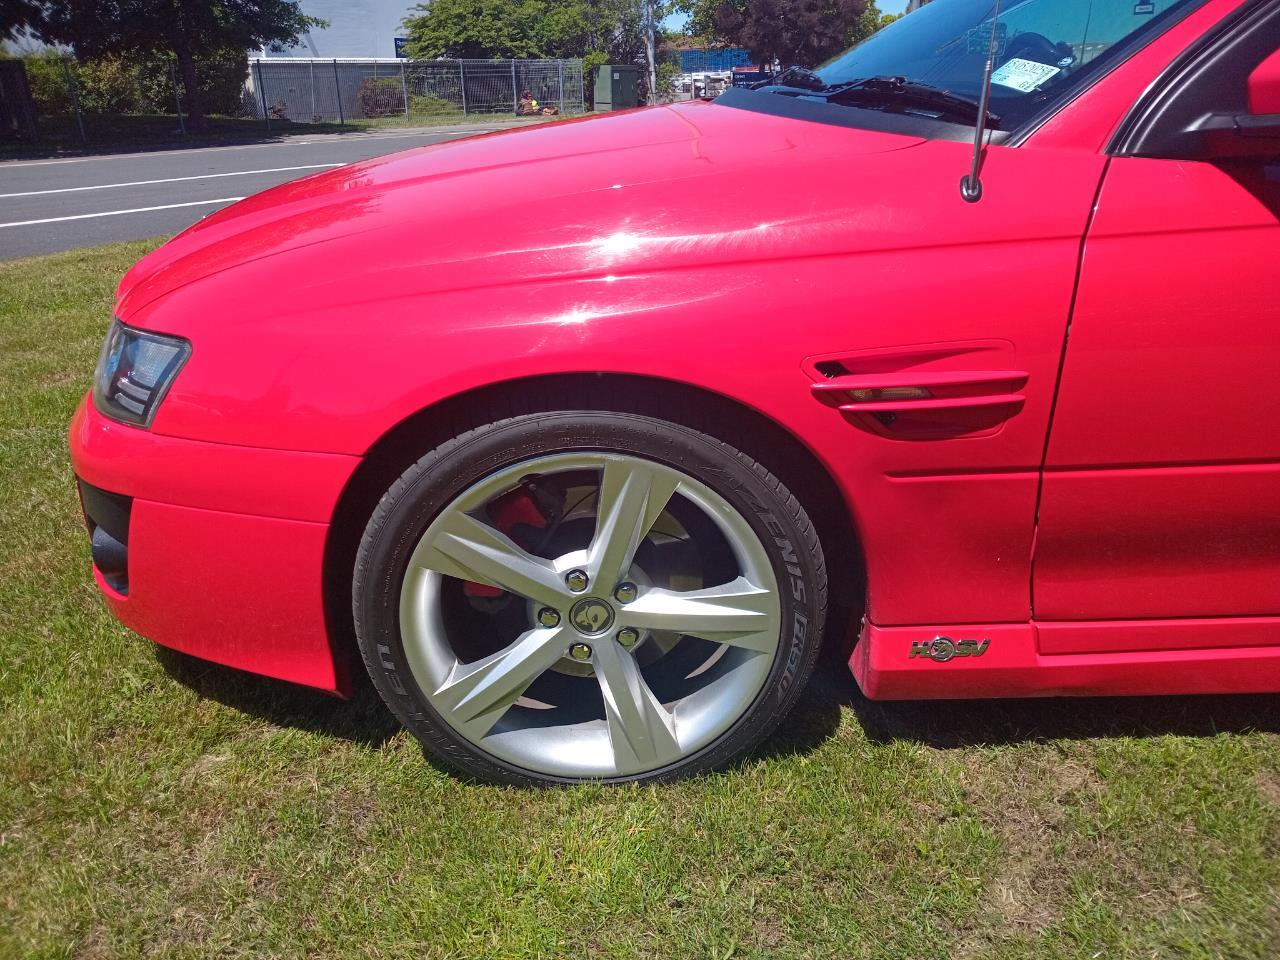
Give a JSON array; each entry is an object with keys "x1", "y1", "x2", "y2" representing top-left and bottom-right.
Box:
[
  {"x1": 77, "y1": 478, "x2": 132, "y2": 546},
  {"x1": 712, "y1": 87, "x2": 1008, "y2": 144},
  {"x1": 77, "y1": 479, "x2": 132, "y2": 595},
  {"x1": 90, "y1": 527, "x2": 129, "y2": 594},
  {"x1": 1109, "y1": 0, "x2": 1279, "y2": 158}
]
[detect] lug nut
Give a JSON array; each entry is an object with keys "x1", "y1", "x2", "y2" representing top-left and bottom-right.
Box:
[
  {"x1": 564, "y1": 569, "x2": 589, "y2": 592},
  {"x1": 568, "y1": 642, "x2": 593, "y2": 661},
  {"x1": 537, "y1": 607, "x2": 561, "y2": 628},
  {"x1": 616, "y1": 627, "x2": 639, "y2": 647},
  {"x1": 614, "y1": 582, "x2": 637, "y2": 604}
]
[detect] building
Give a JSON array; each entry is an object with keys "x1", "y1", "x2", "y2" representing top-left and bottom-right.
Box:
[
  {"x1": 263, "y1": 0, "x2": 423, "y2": 60},
  {"x1": 672, "y1": 44, "x2": 754, "y2": 73}
]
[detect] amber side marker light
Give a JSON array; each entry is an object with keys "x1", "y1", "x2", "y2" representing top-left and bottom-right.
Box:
[{"x1": 846, "y1": 386, "x2": 932, "y2": 403}]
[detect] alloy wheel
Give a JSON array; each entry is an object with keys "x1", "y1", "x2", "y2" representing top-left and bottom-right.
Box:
[{"x1": 398, "y1": 452, "x2": 782, "y2": 778}]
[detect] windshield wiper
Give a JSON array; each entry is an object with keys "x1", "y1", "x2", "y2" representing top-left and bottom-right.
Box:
[
  {"x1": 822, "y1": 75, "x2": 1000, "y2": 126},
  {"x1": 752, "y1": 65, "x2": 828, "y2": 93}
]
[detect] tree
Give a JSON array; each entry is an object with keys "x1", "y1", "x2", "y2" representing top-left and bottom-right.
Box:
[
  {"x1": 37, "y1": 0, "x2": 323, "y2": 128},
  {"x1": 403, "y1": 0, "x2": 654, "y2": 63},
  {"x1": 676, "y1": 0, "x2": 877, "y2": 67},
  {"x1": 402, "y1": 0, "x2": 546, "y2": 60},
  {"x1": 713, "y1": 0, "x2": 865, "y2": 66},
  {"x1": 0, "y1": 0, "x2": 45, "y2": 41},
  {"x1": 403, "y1": 0, "x2": 660, "y2": 102},
  {"x1": 847, "y1": 1, "x2": 897, "y2": 47}
]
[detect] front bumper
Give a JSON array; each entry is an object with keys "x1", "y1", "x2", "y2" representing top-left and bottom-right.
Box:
[{"x1": 69, "y1": 394, "x2": 361, "y2": 693}]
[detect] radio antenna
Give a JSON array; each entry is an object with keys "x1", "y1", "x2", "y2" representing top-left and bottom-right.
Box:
[{"x1": 960, "y1": 0, "x2": 1002, "y2": 203}]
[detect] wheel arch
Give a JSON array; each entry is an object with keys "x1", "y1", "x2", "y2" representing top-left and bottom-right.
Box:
[{"x1": 321, "y1": 373, "x2": 865, "y2": 690}]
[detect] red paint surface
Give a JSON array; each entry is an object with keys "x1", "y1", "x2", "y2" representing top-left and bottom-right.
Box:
[
  {"x1": 853, "y1": 622, "x2": 1280, "y2": 700},
  {"x1": 103, "y1": 499, "x2": 338, "y2": 691},
  {"x1": 1035, "y1": 156, "x2": 1280, "y2": 622},
  {"x1": 69, "y1": 0, "x2": 1280, "y2": 700},
  {"x1": 71, "y1": 396, "x2": 357, "y2": 522},
  {"x1": 1248, "y1": 46, "x2": 1280, "y2": 115}
]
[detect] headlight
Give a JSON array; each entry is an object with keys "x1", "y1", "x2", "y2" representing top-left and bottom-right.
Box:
[{"x1": 92, "y1": 319, "x2": 190, "y2": 427}]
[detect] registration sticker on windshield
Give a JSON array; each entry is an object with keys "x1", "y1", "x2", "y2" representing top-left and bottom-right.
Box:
[{"x1": 990, "y1": 57, "x2": 1061, "y2": 93}]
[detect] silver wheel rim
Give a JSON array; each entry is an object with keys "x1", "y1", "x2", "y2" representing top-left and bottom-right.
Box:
[{"x1": 398, "y1": 452, "x2": 782, "y2": 778}]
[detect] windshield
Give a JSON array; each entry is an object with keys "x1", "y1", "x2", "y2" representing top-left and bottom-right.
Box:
[{"x1": 814, "y1": 0, "x2": 1199, "y2": 130}]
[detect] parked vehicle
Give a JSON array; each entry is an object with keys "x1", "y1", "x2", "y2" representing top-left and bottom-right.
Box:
[
  {"x1": 672, "y1": 70, "x2": 732, "y2": 99},
  {"x1": 71, "y1": 0, "x2": 1280, "y2": 785},
  {"x1": 731, "y1": 66, "x2": 774, "y2": 87}
]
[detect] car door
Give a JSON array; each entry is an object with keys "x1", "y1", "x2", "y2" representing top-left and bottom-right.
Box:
[{"x1": 1033, "y1": 2, "x2": 1280, "y2": 651}]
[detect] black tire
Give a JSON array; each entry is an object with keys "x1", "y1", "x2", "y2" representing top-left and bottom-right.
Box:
[{"x1": 352, "y1": 408, "x2": 828, "y2": 786}]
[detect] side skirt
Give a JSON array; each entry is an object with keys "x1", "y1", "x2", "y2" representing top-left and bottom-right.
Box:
[{"x1": 852, "y1": 618, "x2": 1280, "y2": 700}]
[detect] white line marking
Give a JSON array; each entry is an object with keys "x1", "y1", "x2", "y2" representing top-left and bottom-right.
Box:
[
  {"x1": 0, "y1": 197, "x2": 244, "y2": 229},
  {"x1": 0, "y1": 163, "x2": 341, "y2": 198},
  {"x1": 0, "y1": 127, "x2": 494, "y2": 168}
]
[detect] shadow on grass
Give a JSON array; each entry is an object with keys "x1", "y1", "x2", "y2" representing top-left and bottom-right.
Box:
[
  {"x1": 157, "y1": 635, "x2": 1280, "y2": 770},
  {"x1": 752, "y1": 602, "x2": 1280, "y2": 759},
  {"x1": 755, "y1": 648, "x2": 1280, "y2": 756},
  {"x1": 849, "y1": 687, "x2": 1280, "y2": 749},
  {"x1": 156, "y1": 646, "x2": 400, "y2": 749}
]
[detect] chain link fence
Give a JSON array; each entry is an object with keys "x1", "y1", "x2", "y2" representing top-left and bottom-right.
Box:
[
  {"x1": 249, "y1": 58, "x2": 585, "y2": 127},
  {"x1": 2, "y1": 52, "x2": 583, "y2": 152}
]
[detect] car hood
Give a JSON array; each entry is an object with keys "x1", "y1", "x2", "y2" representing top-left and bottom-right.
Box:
[{"x1": 115, "y1": 101, "x2": 926, "y2": 321}]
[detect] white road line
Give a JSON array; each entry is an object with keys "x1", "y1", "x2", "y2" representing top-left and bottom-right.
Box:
[
  {"x1": 0, "y1": 127, "x2": 503, "y2": 168},
  {"x1": 0, "y1": 163, "x2": 342, "y2": 198},
  {"x1": 0, "y1": 197, "x2": 244, "y2": 229}
]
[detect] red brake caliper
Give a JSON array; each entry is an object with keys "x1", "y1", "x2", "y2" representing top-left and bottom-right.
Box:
[{"x1": 462, "y1": 486, "x2": 551, "y2": 598}]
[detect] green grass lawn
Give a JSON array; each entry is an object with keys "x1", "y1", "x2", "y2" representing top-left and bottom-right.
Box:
[{"x1": 2, "y1": 240, "x2": 1279, "y2": 959}]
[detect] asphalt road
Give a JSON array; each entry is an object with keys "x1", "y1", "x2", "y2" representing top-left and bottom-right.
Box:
[{"x1": 0, "y1": 123, "x2": 529, "y2": 261}]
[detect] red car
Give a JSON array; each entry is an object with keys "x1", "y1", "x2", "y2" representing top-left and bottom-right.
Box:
[{"x1": 70, "y1": 0, "x2": 1280, "y2": 785}]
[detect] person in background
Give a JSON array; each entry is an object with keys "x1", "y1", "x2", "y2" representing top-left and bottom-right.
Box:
[{"x1": 517, "y1": 90, "x2": 559, "y2": 116}]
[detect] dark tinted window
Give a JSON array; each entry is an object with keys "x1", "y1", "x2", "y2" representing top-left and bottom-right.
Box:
[{"x1": 816, "y1": 0, "x2": 1200, "y2": 129}]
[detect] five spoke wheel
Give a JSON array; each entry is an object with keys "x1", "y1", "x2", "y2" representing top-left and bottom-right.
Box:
[{"x1": 399, "y1": 452, "x2": 782, "y2": 778}]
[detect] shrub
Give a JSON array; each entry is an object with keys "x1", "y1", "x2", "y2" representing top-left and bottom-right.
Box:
[
  {"x1": 22, "y1": 52, "x2": 73, "y2": 116},
  {"x1": 656, "y1": 61, "x2": 681, "y2": 101},
  {"x1": 407, "y1": 93, "x2": 460, "y2": 117},
  {"x1": 74, "y1": 57, "x2": 150, "y2": 114},
  {"x1": 19, "y1": 48, "x2": 248, "y2": 119},
  {"x1": 357, "y1": 77, "x2": 404, "y2": 118}
]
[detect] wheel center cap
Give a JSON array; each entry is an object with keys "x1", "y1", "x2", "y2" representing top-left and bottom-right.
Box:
[{"x1": 569, "y1": 597, "x2": 615, "y2": 636}]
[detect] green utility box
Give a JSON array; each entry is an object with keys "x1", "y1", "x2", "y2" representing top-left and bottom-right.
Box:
[{"x1": 594, "y1": 64, "x2": 641, "y2": 111}]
